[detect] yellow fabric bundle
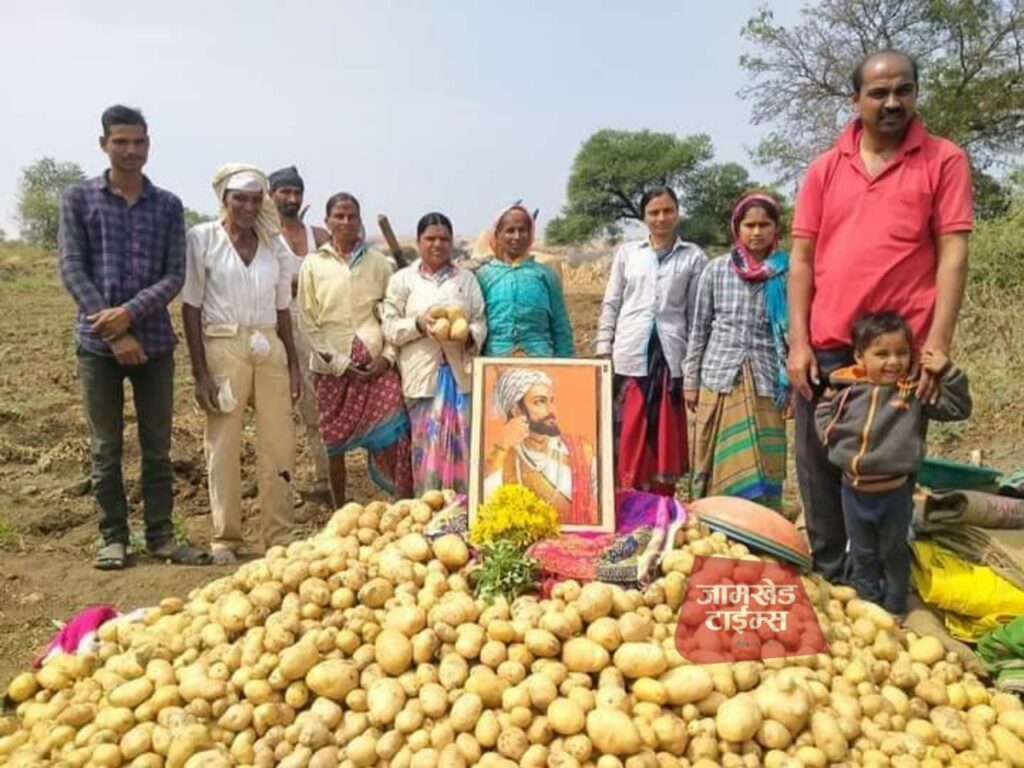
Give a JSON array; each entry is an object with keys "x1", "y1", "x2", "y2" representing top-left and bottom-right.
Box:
[{"x1": 911, "y1": 539, "x2": 1024, "y2": 641}]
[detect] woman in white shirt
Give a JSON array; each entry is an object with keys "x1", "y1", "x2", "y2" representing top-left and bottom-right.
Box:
[
  {"x1": 595, "y1": 186, "x2": 707, "y2": 496},
  {"x1": 382, "y1": 212, "x2": 487, "y2": 495},
  {"x1": 182, "y1": 164, "x2": 302, "y2": 564}
]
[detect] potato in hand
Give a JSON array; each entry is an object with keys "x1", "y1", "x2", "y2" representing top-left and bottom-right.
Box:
[
  {"x1": 449, "y1": 317, "x2": 469, "y2": 342},
  {"x1": 431, "y1": 317, "x2": 451, "y2": 340}
]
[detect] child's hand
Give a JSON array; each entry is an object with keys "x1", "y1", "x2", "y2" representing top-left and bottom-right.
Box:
[{"x1": 920, "y1": 349, "x2": 949, "y2": 376}]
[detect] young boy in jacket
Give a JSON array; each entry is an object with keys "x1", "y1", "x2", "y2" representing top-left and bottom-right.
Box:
[{"x1": 815, "y1": 311, "x2": 972, "y2": 617}]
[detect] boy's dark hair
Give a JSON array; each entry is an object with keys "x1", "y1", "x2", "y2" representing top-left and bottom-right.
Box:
[
  {"x1": 852, "y1": 311, "x2": 912, "y2": 351},
  {"x1": 101, "y1": 105, "x2": 147, "y2": 136},
  {"x1": 851, "y1": 49, "x2": 919, "y2": 93}
]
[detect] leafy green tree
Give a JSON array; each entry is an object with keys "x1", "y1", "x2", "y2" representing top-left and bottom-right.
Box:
[
  {"x1": 184, "y1": 207, "x2": 214, "y2": 229},
  {"x1": 545, "y1": 130, "x2": 713, "y2": 243},
  {"x1": 740, "y1": 0, "x2": 1024, "y2": 192},
  {"x1": 17, "y1": 157, "x2": 86, "y2": 248},
  {"x1": 966, "y1": 168, "x2": 1024, "y2": 292},
  {"x1": 546, "y1": 130, "x2": 765, "y2": 246},
  {"x1": 677, "y1": 162, "x2": 754, "y2": 248}
]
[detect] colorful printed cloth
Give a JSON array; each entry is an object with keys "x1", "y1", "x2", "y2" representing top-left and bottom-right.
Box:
[
  {"x1": 424, "y1": 494, "x2": 470, "y2": 539},
  {"x1": 614, "y1": 333, "x2": 687, "y2": 495},
  {"x1": 407, "y1": 363, "x2": 471, "y2": 495},
  {"x1": 528, "y1": 491, "x2": 687, "y2": 590},
  {"x1": 693, "y1": 363, "x2": 786, "y2": 509},
  {"x1": 313, "y1": 337, "x2": 413, "y2": 496}
]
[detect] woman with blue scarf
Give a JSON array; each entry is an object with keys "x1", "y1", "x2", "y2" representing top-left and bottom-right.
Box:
[{"x1": 682, "y1": 193, "x2": 790, "y2": 510}]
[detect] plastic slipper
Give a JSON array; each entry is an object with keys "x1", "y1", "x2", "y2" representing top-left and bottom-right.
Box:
[
  {"x1": 212, "y1": 549, "x2": 238, "y2": 566},
  {"x1": 94, "y1": 541, "x2": 127, "y2": 571},
  {"x1": 148, "y1": 541, "x2": 213, "y2": 566}
]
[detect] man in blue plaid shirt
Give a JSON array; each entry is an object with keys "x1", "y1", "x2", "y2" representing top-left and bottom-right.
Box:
[{"x1": 59, "y1": 105, "x2": 210, "y2": 570}]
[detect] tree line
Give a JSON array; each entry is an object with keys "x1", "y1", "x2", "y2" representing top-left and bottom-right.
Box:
[{"x1": 10, "y1": 0, "x2": 1023, "y2": 250}]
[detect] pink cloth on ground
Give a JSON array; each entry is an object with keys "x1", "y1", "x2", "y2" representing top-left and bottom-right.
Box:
[{"x1": 33, "y1": 604, "x2": 119, "y2": 668}]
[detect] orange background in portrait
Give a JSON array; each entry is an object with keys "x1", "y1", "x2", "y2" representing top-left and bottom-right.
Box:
[
  {"x1": 481, "y1": 364, "x2": 599, "y2": 454},
  {"x1": 469, "y1": 357, "x2": 616, "y2": 534}
]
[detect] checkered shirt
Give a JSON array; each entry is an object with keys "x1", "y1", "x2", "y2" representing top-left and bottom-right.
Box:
[
  {"x1": 58, "y1": 173, "x2": 185, "y2": 357},
  {"x1": 682, "y1": 255, "x2": 780, "y2": 398}
]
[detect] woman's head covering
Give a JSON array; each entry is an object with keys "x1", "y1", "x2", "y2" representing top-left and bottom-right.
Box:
[
  {"x1": 472, "y1": 202, "x2": 536, "y2": 262},
  {"x1": 730, "y1": 193, "x2": 781, "y2": 261},
  {"x1": 212, "y1": 163, "x2": 281, "y2": 245}
]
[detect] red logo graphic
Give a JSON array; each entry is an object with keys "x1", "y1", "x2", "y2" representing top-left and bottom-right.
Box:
[{"x1": 674, "y1": 556, "x2": 828, "y2": 664}]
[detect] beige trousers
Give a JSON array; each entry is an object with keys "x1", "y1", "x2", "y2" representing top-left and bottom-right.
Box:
[
  {"x1": 291, "y1": 313, "x2": 328, "y2": 485},
  {"x1": 203, "y1": 327, "x2": 295, "y2": 552}
]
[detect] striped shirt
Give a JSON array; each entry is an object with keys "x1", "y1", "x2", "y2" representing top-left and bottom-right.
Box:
[
  {"x1": 58, "y1": 173, "x2": 185, "y2": 357},
  {"x1": 682, "y1": 256, "x2": 779, "y2": 398}
]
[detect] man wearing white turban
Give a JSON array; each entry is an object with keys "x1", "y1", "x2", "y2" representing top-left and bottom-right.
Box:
[
  {"x1": 182, "y1": 163, "x2": 302, "y2": 564},
  {"x1": 483, "y1": 367, "x2": 599, "y2": 526}
]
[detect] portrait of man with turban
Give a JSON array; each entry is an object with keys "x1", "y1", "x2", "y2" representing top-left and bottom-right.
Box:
[{"x1": 482, "y1": 367, "x2": 599, "y2": 526}]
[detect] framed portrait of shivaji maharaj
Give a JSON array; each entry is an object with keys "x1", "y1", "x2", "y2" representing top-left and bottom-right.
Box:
[{"x1": 469, "y1": 358, "x2": 616, "y2": 534}]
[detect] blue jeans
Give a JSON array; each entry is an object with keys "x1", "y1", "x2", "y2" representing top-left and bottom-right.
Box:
[
  {"x1": 77, "y1": 348, "x2": 175, "y2": 547},
  {"x1": 841, "y1": 480, "x2": 913, "y2": 615}
]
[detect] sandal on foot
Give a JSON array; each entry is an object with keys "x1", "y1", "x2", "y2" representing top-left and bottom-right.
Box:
[
  {"x1": 149, "y1": 541, "x2": 214, "y2": 566},
  {"x1": 211, "y1": 548, "x2": 238, "y2": 566},
  {"x1": 95, "y1": 541, "x2": 127, "y2": 571}
]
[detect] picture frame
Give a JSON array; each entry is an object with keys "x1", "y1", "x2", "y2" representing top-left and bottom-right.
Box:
[{"x1": 468, "y1": 357, "x2": 616, "y2": 534}]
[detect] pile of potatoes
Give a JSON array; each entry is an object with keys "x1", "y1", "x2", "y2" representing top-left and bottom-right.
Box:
[
  {"x1": 427, "y1": 306, "x2": 470, "y2": 344},
  {"x1": 3, "y1": 493, "x2": 1024, "y2": 768}
]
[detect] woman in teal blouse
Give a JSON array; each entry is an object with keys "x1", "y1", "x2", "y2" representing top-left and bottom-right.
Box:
[{"x1": 475, "y1": 204, "x2": 574, "y2": 358}]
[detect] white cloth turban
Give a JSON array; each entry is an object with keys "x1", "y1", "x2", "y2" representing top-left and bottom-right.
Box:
[
  {"x1": 492, "y1": 368, "x2": 553, "y2": 419},
  {"x1": 211, "y1": 163, "x2": 281, "y2": 245}
]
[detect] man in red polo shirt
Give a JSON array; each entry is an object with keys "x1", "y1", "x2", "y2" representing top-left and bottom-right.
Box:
[{"x1": 788, "y1": 49, "x2": 974, "y2": 582}]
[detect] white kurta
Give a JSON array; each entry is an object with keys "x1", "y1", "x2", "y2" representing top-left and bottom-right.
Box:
[{"x1": 182, "y1": 221, "x2": 292, "y2": 325}]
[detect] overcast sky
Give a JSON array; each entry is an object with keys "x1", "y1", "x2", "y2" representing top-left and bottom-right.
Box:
[{"x1": 0, "y1": 0, "x2": 803, "y2": 239}]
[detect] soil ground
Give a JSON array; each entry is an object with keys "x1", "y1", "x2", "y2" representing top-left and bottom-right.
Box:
[
  {"x1": 0, "y1": 252, "x2": 1019, "y2": 686},
  {"x1": 0, "y1": 256, "x2": 612, "y2": 683}
]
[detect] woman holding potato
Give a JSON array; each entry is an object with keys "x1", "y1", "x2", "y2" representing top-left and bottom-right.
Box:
[
  {"x1": 475, "y1": 203, "x2": 574, "y2": 358},
  {"x1": 383, "y1": 212, "x2": 487, "y2": 494},
  {"x1": 297, "y1": 192, "x2": 413, "y2": 507}
]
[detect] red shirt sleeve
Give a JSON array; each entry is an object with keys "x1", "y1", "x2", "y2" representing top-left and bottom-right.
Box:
[
  {"x1": 792, "y1": 159, "x2": 825, "y2": 238},
  {"x1": 933, "y1": 148, "x2": 974, "y2": 234}
]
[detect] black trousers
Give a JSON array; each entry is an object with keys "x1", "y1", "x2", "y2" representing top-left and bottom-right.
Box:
[
  {"x1": 841, "y1": 481, "x2": 913, "y2": 615},
  {"x1": 793, "y1": 347, "x2": 854, "y2": 582},
  {"x1": 77, "y1": 348, "x2": 175, "y2": 548}
]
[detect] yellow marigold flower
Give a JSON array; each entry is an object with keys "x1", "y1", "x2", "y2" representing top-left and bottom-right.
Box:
[{"x1": 470, "y1": 484, "x2": 560, "y2": 548}]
